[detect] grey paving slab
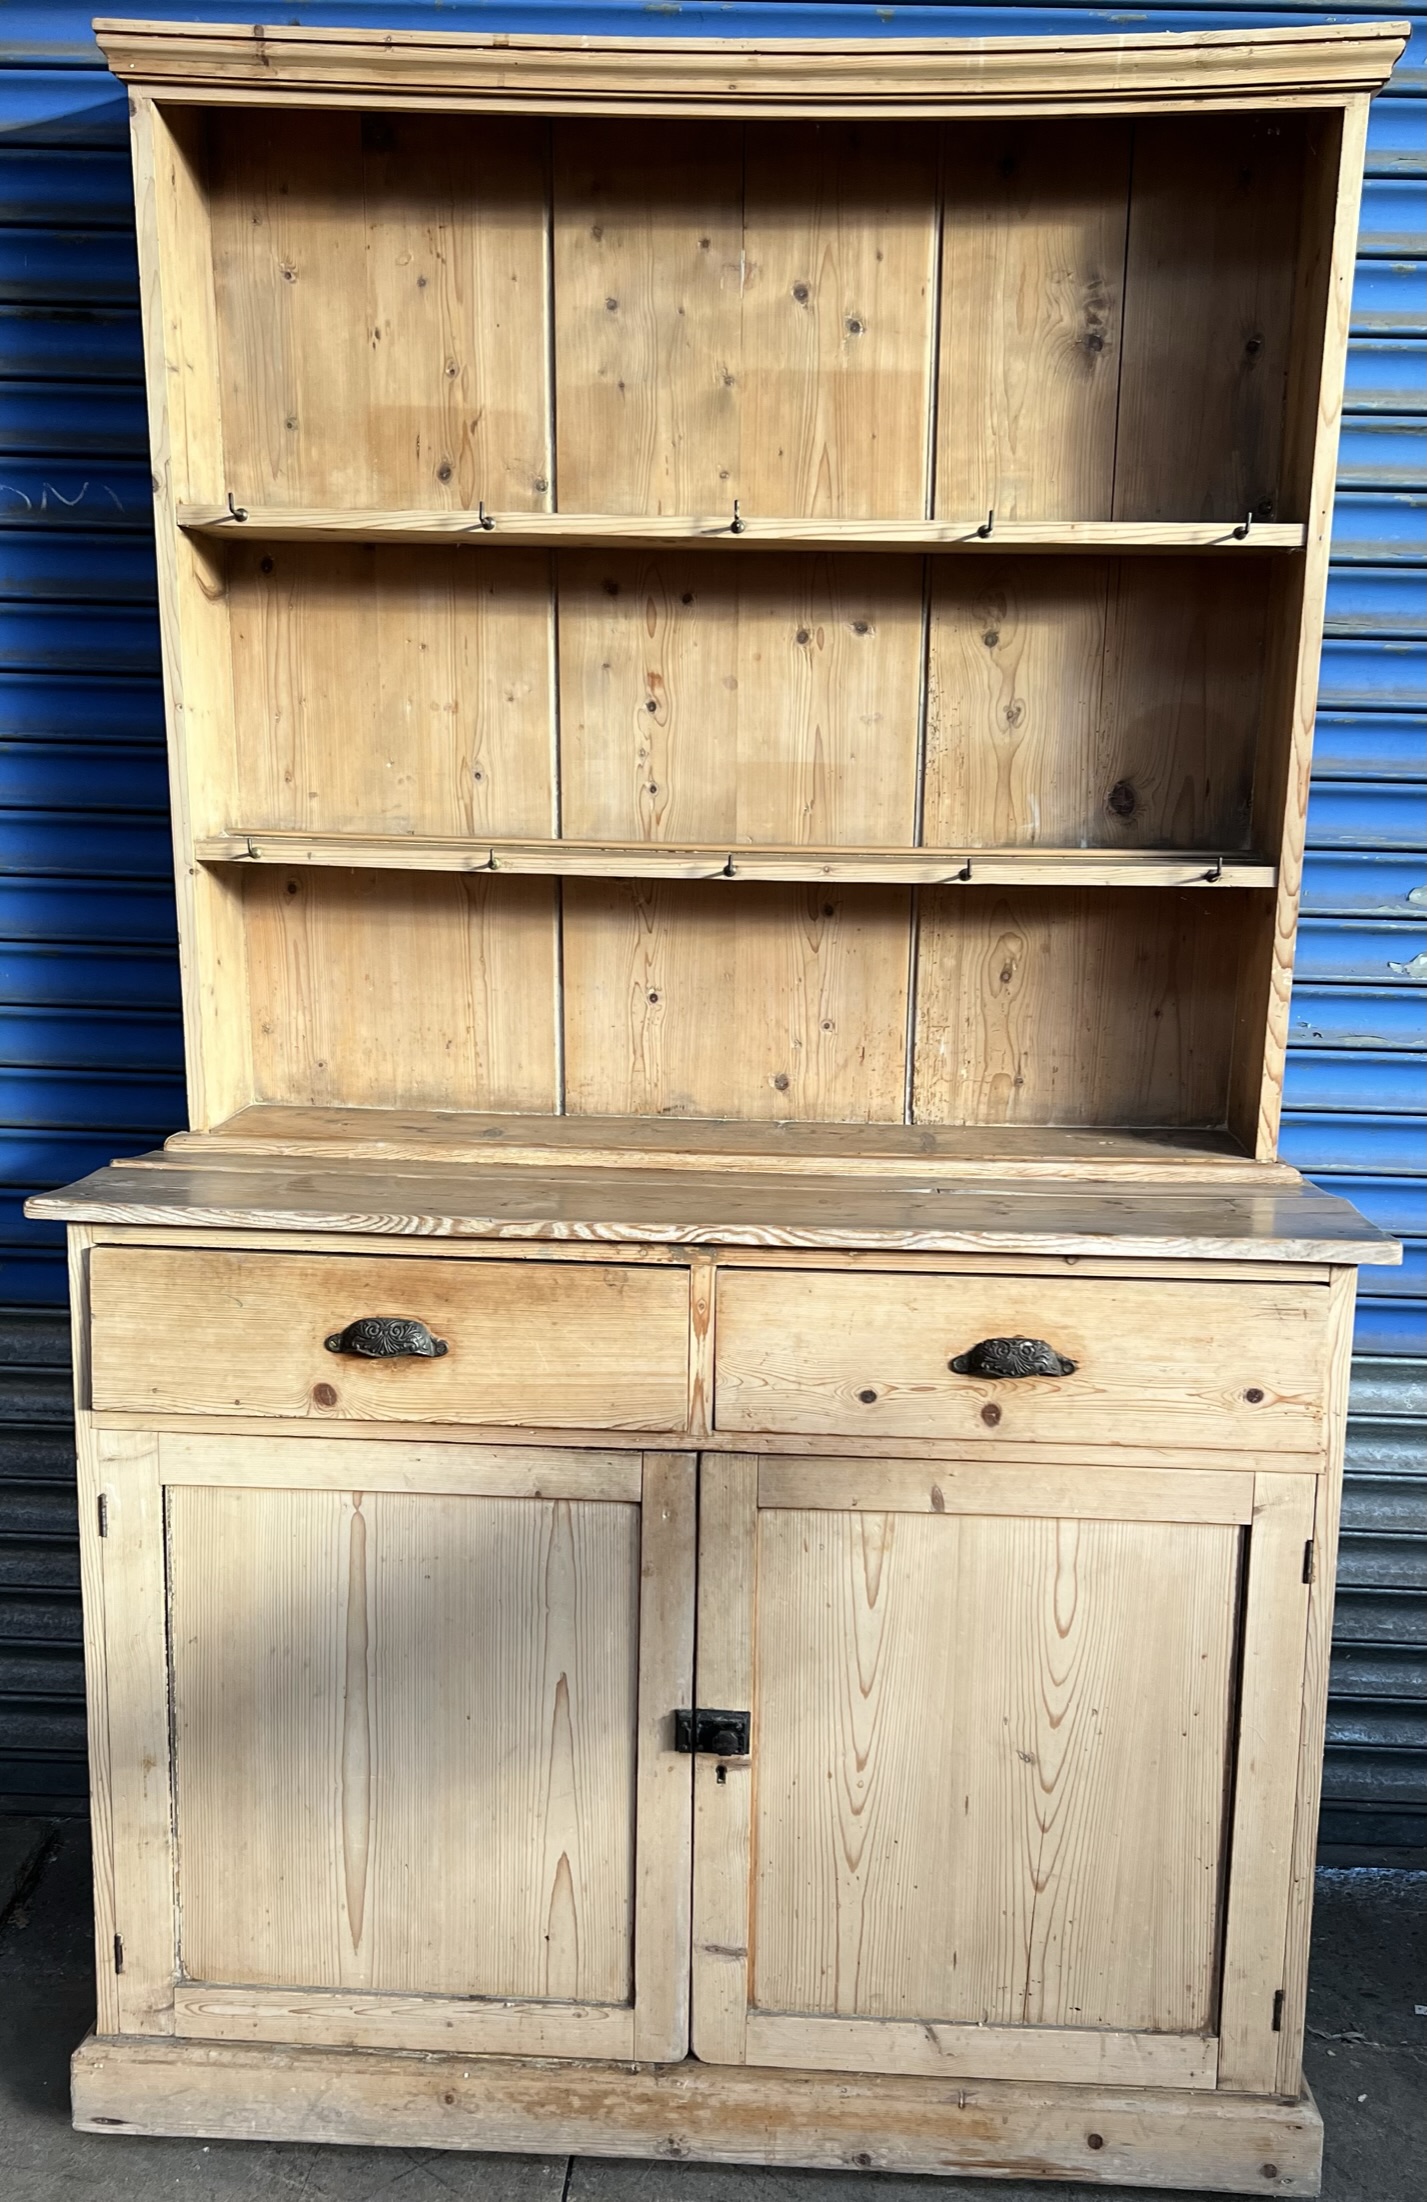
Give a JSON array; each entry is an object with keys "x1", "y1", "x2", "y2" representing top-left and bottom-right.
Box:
[{"x1": 0, "y1": 1816, "x2": 50, "y2": 1921}]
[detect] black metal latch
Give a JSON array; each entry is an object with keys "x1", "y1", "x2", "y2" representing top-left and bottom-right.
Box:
[{"x1": 673, "y1": 1707, "x2": 750, "y2": 1757}]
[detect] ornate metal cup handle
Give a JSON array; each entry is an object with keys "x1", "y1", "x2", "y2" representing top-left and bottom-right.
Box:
[
  {"x1": 324, "y1": 1316, "x2": 448, "y2": 1359},
  {"x1": 949, "y1": 1335, "x2": 1077, "y2": 1379}
]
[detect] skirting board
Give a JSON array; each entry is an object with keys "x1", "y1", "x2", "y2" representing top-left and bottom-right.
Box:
[{"x1": 71, "y1": 2036, "x2": 1324, "y2": 2195}]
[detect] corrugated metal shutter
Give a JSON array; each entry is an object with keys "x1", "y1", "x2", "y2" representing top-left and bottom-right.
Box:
[{"x1": 1, "y1": 1, "x2": 1423, "y2": 1843}]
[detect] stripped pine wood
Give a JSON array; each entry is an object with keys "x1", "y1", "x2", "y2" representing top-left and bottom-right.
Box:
[
  {"x1": 164, "y1": 1103, "x2": 1275, "y2": 1176},
  {"x1": 936, "y1": 121, "x2": 1129, "y2": 521},
  {"x1": 172, "y1": 1987, "x2": 635, "y2": 2060},
  {"x1": 94, "y1": 17, "x2": 1410, "y2": 109},
  {"x1": 94, "y1": 1428, "x2": 176, "y2": 2034},
  {"x1": 912, "y1": 888, "x2": 1248, "y2": 1129},
  {"x1": 240, "y1": 867, "x2": 559, "y2": 1113},
  {"x1": 36, "y1": 1157, "x2": 1398, "y2": 1265},
  {"x1": 1216, "y1": 1472, "x2": 1318, "y2": 2092},
  {"x1": 1113, "y1": 115, "x2": 1306, "y2": 523},
  {"x1": 200, "y1": 833, "x2": 1277, "y2": 888},
  {"x1": 632, "y1": 1452, "x2": 697, "y2": 2060},
  {"x1": 90, "y1": 1244, "x2": 692, "y2": 1430},
  {"x1": 181, "y1": 504, "x2": 1310, "y2": 551},
  {"x1": 552, "y1": 123, "x2": 745, "y2": 514},
  {"x1": 743, "y1": 1503, "x2": 1237, "y2": 2040},
  {"x1": 208, "y1": 110, "x2": 552, "y2": 508},
  {"x1": 743, "y1": 2014, "x2": 1216, "y2": 2089},
  {"x1": 557, "y1": 553, "x2": 923, "y2": 846},
  {"x1": 168, "y1": 1482, "x2": 640, "y2": 2006},
  {"x1": 159, "y1": 1432, "x2": 643, "y2": 1501},
  {"x1": 226, "y1": 542, "x2": 556, "y2": 837},
  {"x1": 755, "y1": 1457, "x2": 1255, "y2": 1526},
  {"x1": 922, "y1": 559, "x2": 1268, "y2": 850},
  {"x1": 561, "y1": 881, "x2": 912, "y2": 1122},
  {"x1": 1277, "y1": 1266, "x2": 1356, "y2": 2096},
  {"x1": 740, "y1": 125, "x2": 939, "y2": 518},
  {"x1": 690, "y1": 1453, "x2": 758, "y2": 2065},
  {"x1": 130, "y1": 100, "x2": 252, "y2": 1133},
  {"x1": 71, "y1": 1289, "x2": 121, "y2": 2037},
  {"x1": 713, "y1": 1266, "x2": 1328, "y2": 1451},
  {"x1": 68, "y1": 2031, "x2": 1328, "y2": 2191}
]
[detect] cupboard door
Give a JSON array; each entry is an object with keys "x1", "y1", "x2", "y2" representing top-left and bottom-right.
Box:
[
  {"x1": 692, "y1": 1454, "x2": 1316, "y2": 2091},
  {"x1": 92, "y1": 1431, "x2": 694, "y2": 2061}
]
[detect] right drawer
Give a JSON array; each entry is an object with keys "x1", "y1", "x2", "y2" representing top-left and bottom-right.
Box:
[{"x1": 713, "y1": 1268, "x2": 1329, "y2": 1452}]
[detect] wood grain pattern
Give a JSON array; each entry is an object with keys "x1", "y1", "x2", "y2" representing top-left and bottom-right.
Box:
[
  {"x1": 744, "y1": 2013, "x2": 1216, "y2": 2089},
  {"x1": 744, "y1": 1502, "x2": 1237, "y2": 2038},
  {"x1": 95, "y1": 1428, "x2": 177, "y2": 2034},
  {"x1": 68, "y1": 2030, "x2": 1328, "y2": 2192},
  {"x1": 1114, "y1": 115, "x2": 1305, "y2": 523},
  {"x1": 923, "y1": 559, "x2": 1268, "y2": 850},
  {"x1": 91, "y1": 1244, "x2": 692, "y2": 1430},
  {"x1": 35, "y1": 1157, "x2": 1398, "y2": 1265},
  {"x1": 714, "y1": 1266, "x2": 1328, "y2": 1451},
  {"x1": 226, "y1": 542, "x2": 555, "y2": 837},
  {"x1": 1216, "y1": 1471, "x2": 1318, "y2": 2091},
  {"x1": 633, "y1": 1451, "x2": 697, "y2": 2060},
  {"x1": 241, "y1": 867, "x2": 558, "y2": 1113},
  {"x1": 557, "y1": 552, "x2": 923, "y2": 846},
  {"x1": 690, "y1": 1452, "x2": 758, "y2": 2065},
  {"x1": 937, "y1": 121, "x2": 1128, "y2": 521},
  {"x1": 159, "y1": 1431, "x2": 642, "y2": 1501},
  {"x1": 169, "y1": 1482, "x2": 640, "y2": 2004},
  {"x1": 740, "y1": 124, "x2": 938, "y2": 518},
  {"x1": 209, "y1": 110, "x2": 551, "y2": 509},
  {"x1": 172, "y1": 1985, "x2": 635, "y2": 2059},
  {"x1": 912, "y1": 888, "x2": 1247, "y2": 1129},
  {"x1": 756, "y1": 1457, "x2": 1254, "y2": 1526},
  {"x1": 562, "y1": 881, "x2": 912, "y2": 1121}
]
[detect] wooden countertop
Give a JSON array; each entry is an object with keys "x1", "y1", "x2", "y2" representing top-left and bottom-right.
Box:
[{"x1": 28, "y1": 1153, "x2": 1400, "y2": 1265}]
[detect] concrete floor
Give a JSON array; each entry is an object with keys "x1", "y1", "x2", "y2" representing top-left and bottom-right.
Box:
[{"x1": 1, "y1": 1822, "x2": 1421, "y2": 2202}]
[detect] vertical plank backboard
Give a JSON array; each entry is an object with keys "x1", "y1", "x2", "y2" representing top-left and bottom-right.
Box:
[
  {"x1": 937, "y1": 120, "x2": 1129, "y2": 521},
  {"x1": 558, "y1": 553, "x2": 922, "y2": 846},
  {"x1": 227, "y1": 543, "x2": 557, "y2": 838},
  {"x1": 562, "y1": 880, "x2": 911, "y2": 1121},
  {"x1": 553, "y1": 123, "x2": 744, "y2": 514},
  {"x1": 243, "y1": 868, "x2": 560, "y2": 1112},
  {"x1": 741, "y1": 123, "x2": 939, "y2": 518},
  {"x1": 95, "y1": 1428, "x2": 176, "y2": 2033},
  {"x1": 1113, "y1": 113, "x2": 1305, "y2": 523}
]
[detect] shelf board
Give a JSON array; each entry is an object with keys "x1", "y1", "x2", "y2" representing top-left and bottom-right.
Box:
[
  {"x1": 160, "y1": 1106, "x2": 1281, "y2": 1185},
  {"x1": 178, "y1": 504, "x2": 1308, "y2": 555},
  {"x1": 197, "y1": 832, "x2": 1276, "y2": 890}
]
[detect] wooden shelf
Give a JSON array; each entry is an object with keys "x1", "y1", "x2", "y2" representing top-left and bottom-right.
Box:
[
  {"x1": 197, "y1": 833, "x2": 1276, "y2": 890},
  {"x1": 178, "y1": 504, "x2": 1308, "y2": 555},
  {"x1": 159, "y1": 1105, "x2": 1284, "y2": 1184}
]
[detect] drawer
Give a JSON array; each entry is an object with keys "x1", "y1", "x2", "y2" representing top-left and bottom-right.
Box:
[
  {"x1": 90, "y1": 1246, "x2": 691, "y2": 1430},
  {"x1": 714, "y1": 1269, "x2": 1328, "y2": 1452}
]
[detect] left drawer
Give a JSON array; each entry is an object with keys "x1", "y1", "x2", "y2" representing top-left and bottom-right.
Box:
[{"x1": 89, "y1": 1245, "x2": 691, "y2": 1430}]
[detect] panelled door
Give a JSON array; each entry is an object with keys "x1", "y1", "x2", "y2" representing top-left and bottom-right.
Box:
[
  {"x1": 88, "y1": 1428, "x2": 694, "y2": 2062},
  {"x1": 690, "y1": 1452, "x2": 1318, "y2": 2093}
]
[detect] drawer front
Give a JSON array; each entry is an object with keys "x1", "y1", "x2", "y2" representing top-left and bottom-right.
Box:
[
  {"x1": 714, "y1": 1269, "x2": 1327, "y2": 1451},
  {"x1": 91, "y1": 1246, "x2": 690, "y2": 1430}
]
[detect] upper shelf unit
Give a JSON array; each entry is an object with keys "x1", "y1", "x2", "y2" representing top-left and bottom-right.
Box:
[{"x1": 187, "y1": 108, "x2": 1330, "y2": 531}]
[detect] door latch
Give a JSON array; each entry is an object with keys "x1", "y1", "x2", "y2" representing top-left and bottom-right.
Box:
[{"x1": 673, "y1": 1707, "x2": 750, "y2": 1757}]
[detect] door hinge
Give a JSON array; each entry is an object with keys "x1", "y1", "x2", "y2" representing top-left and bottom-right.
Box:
[
  {"x1": 96, "y1": 1493, "x2": 109, "y2": 1539},
  {"x1": 1271, "y1": 1988, "x2": 1285, "y2": 2032},
  {"x1": 1303, "y1": 1539, "x2": 1315, "y2": 1584},
  {"x1": 673, "y1": 1707, "x2": 751, "y2": 1758},
  {"x1": 113, "y1": 1932, "x2": 124, "y2": 1975}
]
